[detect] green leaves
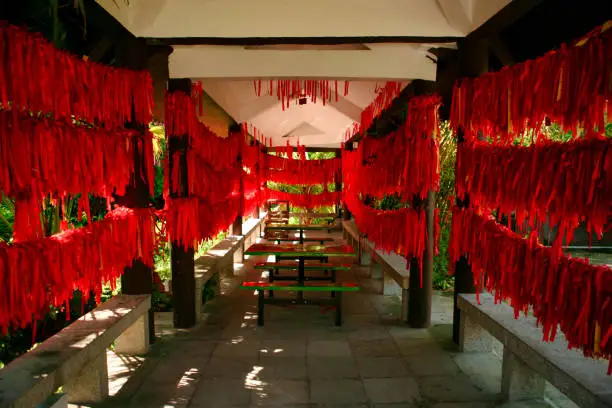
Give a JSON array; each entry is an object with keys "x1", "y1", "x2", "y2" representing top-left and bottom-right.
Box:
[{"x1": 0, "y1": 196, "x2": 15, "y2": 243}]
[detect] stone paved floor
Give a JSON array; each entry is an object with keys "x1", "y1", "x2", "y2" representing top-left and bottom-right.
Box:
[{"x1": 95, "y1": 230, "x2": 570, "y2": 408}]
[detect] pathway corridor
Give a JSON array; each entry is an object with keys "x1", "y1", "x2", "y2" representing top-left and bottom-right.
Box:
[{"x1": 100, "y1": 231, "x2": 557, "y2": 408}]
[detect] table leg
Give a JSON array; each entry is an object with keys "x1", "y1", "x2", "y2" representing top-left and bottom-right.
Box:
[
  {"x1": 268, "y1": 268, "x2": 275, "y2": 298},
  {"x1": 335, "y1": 291, "x2": 343, "y2": 326},
  {"x1": 258, "y1": 290, "x2": 265, "y2": 326},
  {"x1": 299, "y1": 229, "x2": 304, "y2": 244},
  {"x1": 331, "y1": 270, "x2": 336, "y2": 298}
]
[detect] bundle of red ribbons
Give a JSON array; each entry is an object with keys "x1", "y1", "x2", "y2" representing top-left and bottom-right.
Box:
[
  {"x1": 164, "y1": 91, "x2": 249, "y2": 247},
  {"x1": 456, "y1": 135, "x2": 611, "y2": 246},
  {"x1": 265, "y1": 188, "x2": 339, "y2": 209},
  {"x1": 0, "y1": 110, "x2": 138, "y2": 200},
  {"x1": 0, "y1": 23, "x2": 153, "y2": 128},
  {"x1": 253, "y1": 80, "x2": 350, "y2": 110},
  {"x1": 343, "y1": 192, "x2": 438, "y2": 286},
  {"x1": 343, "y1": 95, "x2": 441, "y2": 201},
  {"x1": 165, "y1": 91, "x2": 241, "y2": 171},
  {"x1": 449, "y1": 207, "x2": 612, "y2": 374},
  {"x1": 264, "y1": 154, "x2": 340, "y2": 185},
  {"x1": 244, "y1": 173, "x2": 264, "y2": 216},
  {"x1": 166, "y1": 151, "x2": 241, "y2": 200},
  {"x1": 450, "y1": 21, "x2": 612, "y2": 142},
  {"x1": 360, "y1": 81, "x2": 402, "y2": 131},
  {"x1": 163, "y1": 196, "x2": 240, "y2": 250},
  {"x1": 0, "y1": 207, "x2": 153, "y2": 334}
]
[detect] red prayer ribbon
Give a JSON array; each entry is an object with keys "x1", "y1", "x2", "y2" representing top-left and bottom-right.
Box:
[
  {"x1": 450, "y1": 22, "x2": 611, "y2": 142},
  {"x1": 449, "y1": 207, "x2": 612, "y2": 374},
  {"x1": 0, "y1": 207, "x2": 153, "y2": 333}
]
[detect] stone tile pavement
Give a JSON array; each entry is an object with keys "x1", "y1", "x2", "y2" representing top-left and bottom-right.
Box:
[{"x1": 91, "y1": 231, "x2": 572, "y2": 408}]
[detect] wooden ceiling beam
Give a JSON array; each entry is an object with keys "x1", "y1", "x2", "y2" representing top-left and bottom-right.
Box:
[
  {"x1": 146, "y1": 36, "x2": 462, "y2": 47},
  {"x1": 467, "y1": 0, "x2": 545, "y2": 39}
]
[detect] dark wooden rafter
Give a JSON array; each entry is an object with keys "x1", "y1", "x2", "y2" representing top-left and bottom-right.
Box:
[
  {"x1": 487, "y1": 36, "x2": 515, "y2": 67},
  {"x1": 145, "y1": 36, "x2": 462, "y2": 47},
  {"x1": 86, "y1": 36, "x2": 114, "y2": 62},
  {"x1": 467, "y1": 0, "x2": 546, "y2": 40}
]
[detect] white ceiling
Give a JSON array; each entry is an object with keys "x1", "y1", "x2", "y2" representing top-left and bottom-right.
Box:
[
  {"x1": 95, "y1": 0, "x2": 512, "y2": 147},
  {"x1": 169, "y1": 43, "x2": 441, "y2": 80},
  {"x1": 96, "y1": 0, "x2": 511, "y2": 38},
  {"x1": 199, "y1": 80, "x2": 410, "y2": 148}
]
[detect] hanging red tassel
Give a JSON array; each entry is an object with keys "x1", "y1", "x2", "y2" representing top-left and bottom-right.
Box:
[
  {"x1": 360, "y1": 81, "x2": 403, "y2": 131},
  {"x1": 0, "y1": 207, "x2": 153, "y2": 333},
  {"x1": 450, "y1": 21, "x2": 611, "y2": 142},
  {"x1": 252, "y1": 80, "x2": 351, "y2": 109},
  {"x1": 264, "y1": 188, "x2": 340, "y2": 209},
  {"x1": 456, "y1": 135, "x2": 611, "y2": 248},
  {"x1": 264, "y1": 153, "x2": 341, "y2": 185},
  {"x1": 0, "y1": 24, "x2": 153, "y2": 128},
  {"x1": 448, "y1": 207, "x2": 612, "y2": 373}
]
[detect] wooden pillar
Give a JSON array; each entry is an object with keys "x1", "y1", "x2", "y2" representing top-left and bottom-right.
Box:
[
  {"x1": 148, "y1": 45, "x2": 173, "y2": 123},
  {"x1": 335, "y1": 149, "x2": 342, "y2": 219},
  {"x1": 167, "y1": 78, "x2": 197, "y2": 329},
  {"x1": 233, "y1": 140, "x2": 244, "y2": 235},
  {"x1": 342, "y1": 208, "x2": 352, "y2": 221},
  {"x1": 407, "y1": 191, "x2": 434, "y2": 328},
  {"x1": 438, "y1": 38, "x2": 489, "y2": 344},
  {"x1": 114, "y1": 37, "x2": 156, "y2": 343}
]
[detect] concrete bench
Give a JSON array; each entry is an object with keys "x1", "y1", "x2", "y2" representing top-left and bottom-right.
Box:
[
  {"x1": 458, "y1": 293, "x2": 612, "y2": 408},
  {"x1": 341, "y1": 220, "x2": 361, "y2": 264},
  {"x1": 362, "y1": 238, "x2": 410, "y2": 319},
  {"x1": 191, "y1": 215, "x2": 267, "y2": 320},
  {"x1": 342, "y1": 220, "x2": 411, "y2": 321},
  {"x1": 0, "y1": 294, "x2": 151, "y2": 408}
]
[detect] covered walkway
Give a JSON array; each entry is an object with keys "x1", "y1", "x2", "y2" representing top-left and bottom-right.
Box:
[
  {"x1": 1, "y1": 3, "x2": 611, "y2": 408},
  {"x1": 98, "y1": 229, "x2": 568, "y2": 408}
]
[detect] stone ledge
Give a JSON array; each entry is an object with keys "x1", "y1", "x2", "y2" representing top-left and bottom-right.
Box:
[
  {"x1": 362, "y1": 238, "x2": 410, "y2": 290},
  {"x1": 0, "y1": 294, "x2": 150, "y2": 408},
  {"x1": 458, "y1": 293, "x2": 612, "y2": 408}
]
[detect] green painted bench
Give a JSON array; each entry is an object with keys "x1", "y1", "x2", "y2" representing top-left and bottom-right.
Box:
[
  {"x1": 254, "y1": 261, "x2": 351, "y2": 271},
  {"x1": 240, "y1": 281, "x2": 360, "y2": 326},
  {"x1": 254, "y1": 261, "x2": 351, "y2": 288},
  {"x1": 272, "y1": 237, "x2": 334, "y2": 244}
]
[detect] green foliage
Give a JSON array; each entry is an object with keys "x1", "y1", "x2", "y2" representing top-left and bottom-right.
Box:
[
  {"x1": 151, "y1": 124, "x2": 167, "y2": 209},
  {"x1": 202, "y1": 274, "x2": 219, "y2": 304},
  {"x1": 152, "y1": 285, "x2": 172, "y2": 312},
  {"x1": 154, "y1": 232, "x2": 227, "y2": 283},
  {"x1": 0, "y1": 196, "x2": 14, "y2": 243},
  {"x1": 306, "y1": 151, "x2": 337, "y2": 160},
  {"x1": 370, "y1": 193, "x2": 406, "y2": 211},
  {"x1": 433, "y1": 121, "x2": 456, "y2": 290}
]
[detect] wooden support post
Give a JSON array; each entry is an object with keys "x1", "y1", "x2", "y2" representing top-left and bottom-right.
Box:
[
  {"x1": 115, "y1": 37, "x2": 156, "y2": 343},
  {"x1": 167, "y1": 78, "x2": 197, "y2": 329},
  {"x1": 335, "y1": 149, "x2": 342, "y2": 219},
  {"x1": 233, "y1": 140, "x2": 244, "y2": 236},
  {"x1": 407, "y1": 192, "x2": 434, "y2": 328},
  {"x1": 342, "y1": 208, "x2": 352, "y2": 221},
  {"x1": 437, "y1": 38, "x2": 488, "y2": 344}
]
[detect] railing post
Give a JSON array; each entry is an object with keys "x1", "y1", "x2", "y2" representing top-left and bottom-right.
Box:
[{"x1": 168, "y1": 78, "x2": 197, "y2": 329}]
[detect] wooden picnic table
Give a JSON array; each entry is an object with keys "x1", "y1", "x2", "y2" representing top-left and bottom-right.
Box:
[
  {"x1": 245, "y1": 243, "x2": 355, "y2": 298},
  {"x1": 265, "y1": 223, "x2": 334, "y2": 243},
  {"x1": 243, "y1": 243, "x2": 357, "y2": 325}
]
